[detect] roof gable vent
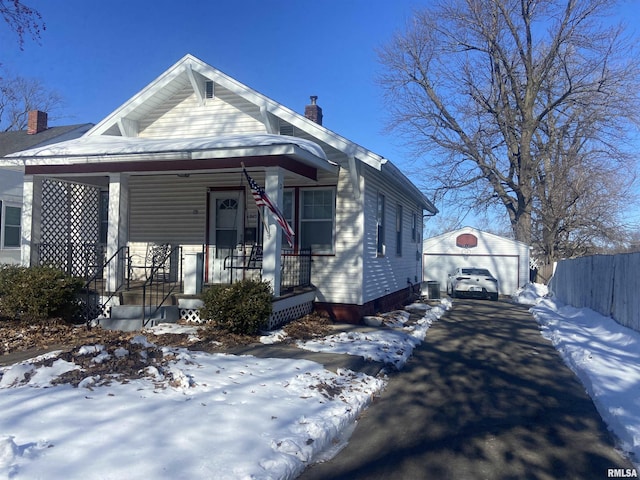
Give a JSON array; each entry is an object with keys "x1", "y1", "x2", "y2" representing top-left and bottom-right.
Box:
[
  {"x1": 205, "y1": 81, "x2": 214, "y2": 99},
  {"x1": 279, "y1": 120, "x2": 296, "y2": 136}
]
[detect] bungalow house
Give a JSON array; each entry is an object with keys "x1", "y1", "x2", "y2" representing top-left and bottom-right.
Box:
[
  {"x1": 0, "y1": 54, "x2": 437, "y2": 328},
  {"x1": 0, "y1": 112, "x2": 93, "y2": 264}
]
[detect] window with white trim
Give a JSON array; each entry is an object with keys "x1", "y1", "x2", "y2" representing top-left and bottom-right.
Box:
[
  {"x1": 411, "y1": 212, "x2": 417, "y2": 242},
  {"x1": 396, "y1": 204, "x2": 403, "y2": 256},
  {"x1": 377, "y1": 193, "x2": 385, "y2": 256},
  {"x1": 3, "y1": 204, "x2": 21, "y2": 248},
  {"x1": 300, "y1": 188, "x2": 335, "y2": 254},
  {"x1": 281, "y1": 189, "x2": 294, "y2": 249}
]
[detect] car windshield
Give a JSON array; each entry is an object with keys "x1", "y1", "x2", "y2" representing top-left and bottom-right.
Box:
[{"x1": 461, "y1": 268, "x2": 492, "y2": 276}]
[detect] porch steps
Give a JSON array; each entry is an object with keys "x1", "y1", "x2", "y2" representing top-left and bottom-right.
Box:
[{"x1": 98, "y1": 305, "x2": 180, "y2": 332}]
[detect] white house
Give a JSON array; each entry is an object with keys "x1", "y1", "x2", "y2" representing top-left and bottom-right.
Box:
[
  {"x1": 0, "y1": 54, "x2": 437, "y2": 326},
  {"x1": 423, "y1": 226, "x2": 530, "y2": 296},
  {"x1": 0, "y1": 112, "x2": 93, "y2": 264}
]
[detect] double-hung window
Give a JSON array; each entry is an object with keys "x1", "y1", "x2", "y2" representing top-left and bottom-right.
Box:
[
  {"x1": 396, "y1": 204, "x2": 403, "y2": 256},
  {"x1": 377, "y1": 193, "x2": 385, "y2": 256},
  {"x1": 300, "y1": 188, "x2": 335, "y2": 254},
  {"x1": 281, "y1": 189, "x2": 294, "y2": 249},
  {"x1": 411, "y1": 212, "x2": 417, "y2": 243},
  {"x1": 2, "y1": 204, "x2": 21, "y2": 248}
]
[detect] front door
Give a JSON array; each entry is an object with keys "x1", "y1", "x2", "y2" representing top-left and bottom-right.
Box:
[{"x1": 207, "y1": 190, "x2": 244, "y2": 283}]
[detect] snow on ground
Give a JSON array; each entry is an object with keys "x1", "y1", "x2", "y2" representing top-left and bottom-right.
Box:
[
  {"x1": 513, "y1": 283, "x2": 640, "y2": 468},
  {"x1": 5, "y1": 285, "x2": 637, "y2": 479},
  {"x1": 0, "y1": 299, "x2": 449, "y2": 479}
]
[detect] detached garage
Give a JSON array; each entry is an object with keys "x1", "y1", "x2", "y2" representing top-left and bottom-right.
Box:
[{"x1": 423, "y1": 227, "x2": 530, "y2": 296}]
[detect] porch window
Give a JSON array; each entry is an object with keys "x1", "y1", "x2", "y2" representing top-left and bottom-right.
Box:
[
  {"x1": 300, "y1": 188, "x2": 335, "y2": 254},
  {"x1": 281, "y1": 189, "x2": 294, "y2": 248},
  {"x1": 377, "y1": 193, "x2": 385, "y2": 256},
  {"x1": 3, "y1": 205, "x2": 21, "y2": 248},
  {"x1": 396, "y1": 204, "x2": 403, "y2": 256}
]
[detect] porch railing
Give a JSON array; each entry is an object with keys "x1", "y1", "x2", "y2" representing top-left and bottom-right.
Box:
[
  {"x1": 141, "y1": 245, "x2": 183, "y2": 327},
  {"x1": 223, "y1": 247, "x2": 312, "y2": 294},
  {"x1": 81, "y1": 246, "x2": 130, "y2": 324}
]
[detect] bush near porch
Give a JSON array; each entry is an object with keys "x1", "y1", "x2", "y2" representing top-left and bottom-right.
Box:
[
  {"x1": 199, "y1": 279, "x2": 273, "y2": 335},
  {"x1": 0, "y1": 265, "x2": 84, "y2": 323}
]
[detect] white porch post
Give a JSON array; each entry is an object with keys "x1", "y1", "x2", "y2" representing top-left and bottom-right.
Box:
[
  {"x1": 261, "y1": 167, "x2": 283, "y2": 297},
  {"x1": 21, "y1": 175, "x2": 43, "y2": 266},
  {"x1": 107, "y1": 173, "x2": 129, "y2": 292}
]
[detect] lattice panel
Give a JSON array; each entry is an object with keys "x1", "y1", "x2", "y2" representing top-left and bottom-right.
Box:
[{"x1": 40, "y1": 179, "x2": 101, "y2": 276}]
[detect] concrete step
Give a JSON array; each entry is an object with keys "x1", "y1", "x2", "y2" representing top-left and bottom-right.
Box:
[{"x1": 97, "y1": 305, "x2": 180, "y2": 332}]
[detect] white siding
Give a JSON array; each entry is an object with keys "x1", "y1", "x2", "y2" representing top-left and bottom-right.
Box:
[
  {"x1": 362, "y1": 164, "x2": 424, "y2": 304},
  {"x1": 310, "y1": 167, "x2": 364, "y2": 305},
  {"x1": 423, "y1": 227, "x2": 530, "y2": 295},
  {"x1": 139, "y1": 84, "x2": 266, "y2": 139}
]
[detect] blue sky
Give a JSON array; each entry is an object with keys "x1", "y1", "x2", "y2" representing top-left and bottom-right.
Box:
[{"x1": 2, "y1": 0, "x2": 639, "y2": 232}]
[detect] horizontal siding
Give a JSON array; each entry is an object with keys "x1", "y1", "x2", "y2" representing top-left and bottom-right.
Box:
[
  {"x1": 362, "y1": 164, "x2": 424, "y2": 304},
  {"x1": 310, "y1": 167, "x2": 364, "y2": 305},
  {"x1": 139, "y1": 84, "x2": 266, "y2": 139}
]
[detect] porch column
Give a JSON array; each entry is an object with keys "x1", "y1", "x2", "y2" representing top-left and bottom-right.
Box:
[
  {"x1": 21, "y1": 175, "x2": 43, "y2": 266},
  {"x1": 262, "y1": 167, "x2": 283, "y2": 297},
  {"x1": 107, "y1": 173, "x2": 129, "y2": 292}
]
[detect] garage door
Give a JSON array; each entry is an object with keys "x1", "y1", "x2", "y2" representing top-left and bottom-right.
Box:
[{"x1": 424, "y1": 254, "x2": 521, "y2": 296}]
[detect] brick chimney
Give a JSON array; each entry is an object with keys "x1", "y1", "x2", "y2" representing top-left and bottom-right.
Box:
[
  {"x1": 27, "y1": 110, "x2": 48, "y2": 134},
  {"x1": 304, "y1": 96, "x2": 323, "y2": 125}
]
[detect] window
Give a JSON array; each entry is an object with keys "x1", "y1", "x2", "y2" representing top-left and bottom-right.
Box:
[
  {"x1": 3, "y1": 205, "x2": 21, "y2": 248},
  {"x1": 300, "y1": 188, "x2": 335, "y2": 253},
  {"x1": 396, "y1": 204, "x2": 403, "y2": 256},
  {"x1": 281, "y1": 190, "x2": 294, "y2": 248},
  {"x1": 377, "y1": 193, "x2": 385, "y2": 256},
  {"x1": 411, "y1": 212, "x2": 417, "y2": 242}
]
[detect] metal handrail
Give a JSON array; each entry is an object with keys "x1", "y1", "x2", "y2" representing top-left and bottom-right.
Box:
[
  {"x1": 141, "y1": 245, "x2": 183, "y2": 328},
  {"x1": 83, "y1": 245, "x2": 129, "y2": 326}
]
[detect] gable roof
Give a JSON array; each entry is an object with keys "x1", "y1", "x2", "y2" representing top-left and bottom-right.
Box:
[
  {"x1": 88, "y1": 54, "x2": 436, "y2": 213},
  {"x1": 0, "y1": 123, "x2": 94, "y2": 157},
  {"x1": 2, "y1": 55, "x2": 436, "y2": 213},
  {"x1": 424, "y1": 226, "x2": 529, "y2": 248}
]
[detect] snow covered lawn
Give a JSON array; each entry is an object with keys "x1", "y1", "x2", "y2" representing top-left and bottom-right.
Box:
[
  {"x1": 3, "y1": 287, "x2": 638, "y2": 478},
  {"x1": 0, "y1": 299, "x2": 448, "y2": 479},
  {"x1": 515, "y1": 284, "x2": 640, "y2": 469}
]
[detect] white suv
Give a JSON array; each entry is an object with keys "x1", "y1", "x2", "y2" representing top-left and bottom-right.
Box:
[{"x1": 447, "y1": 267, "x2": 499, "y2": 300}]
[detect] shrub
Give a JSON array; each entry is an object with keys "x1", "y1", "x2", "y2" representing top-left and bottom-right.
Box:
[
  {"x1": 0, "y1": 265, "x2": 84, "y2": 322},
  {"x1": 199, "y1": 279, "x2": 273, "y2": 335}
]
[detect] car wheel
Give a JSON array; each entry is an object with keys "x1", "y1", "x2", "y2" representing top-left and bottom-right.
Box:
[{"x1": 490, "y1": 292, "x2": 498, "y2": 301}]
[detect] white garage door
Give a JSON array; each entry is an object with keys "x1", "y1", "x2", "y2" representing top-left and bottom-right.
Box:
[{"x1": 423, "y1": 254, "x2": 521, "y2": 295}]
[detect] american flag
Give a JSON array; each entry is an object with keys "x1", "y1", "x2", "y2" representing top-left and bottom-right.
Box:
[{"x1": 243, "y1": 168, "x2": 295, "y2": 247}]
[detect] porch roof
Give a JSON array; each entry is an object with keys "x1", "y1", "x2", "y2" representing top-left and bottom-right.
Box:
[{"x1": 0, "y1": 134, "x2": 338, "y2": 179}]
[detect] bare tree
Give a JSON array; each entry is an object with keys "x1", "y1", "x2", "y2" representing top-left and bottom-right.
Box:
[
  {"x1": 378, "y1": 0, "x2": 640, "y2": 254},
  {"x1": 0, "y1": 73, "x2": 64, "y2": 131},
  {"x1": 0, "y1": 0, "x2": 45, "y2": 49}
]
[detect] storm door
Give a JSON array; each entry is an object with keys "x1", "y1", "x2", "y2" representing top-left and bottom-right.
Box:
[{"x1": 206, "y1": 190, "x2": 244, "y2": 283}]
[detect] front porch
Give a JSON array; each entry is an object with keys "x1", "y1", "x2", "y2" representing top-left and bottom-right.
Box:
[{"x1": 31, "y1": 240, "x2": 314, "y2": 330}]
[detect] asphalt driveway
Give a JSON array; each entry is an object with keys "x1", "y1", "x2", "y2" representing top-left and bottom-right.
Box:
[{"x1": 299, "y1": 299, "x2": 634, "y2": 480}]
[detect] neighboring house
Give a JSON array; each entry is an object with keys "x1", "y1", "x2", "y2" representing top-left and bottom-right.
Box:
[
  {"x1": 423, "y1": 226, "x2": 530, "y2": 296},
  {"x1": 0, "y1": 112, "x2": 93, "y2": 264},
  {"x1": 0, "y1": 54, "x2": 437, "y2": 325}
]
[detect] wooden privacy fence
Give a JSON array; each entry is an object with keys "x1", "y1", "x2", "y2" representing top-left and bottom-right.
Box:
[{"x1": 549, "y1": 252, "x2": 640, "y2": 332}]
